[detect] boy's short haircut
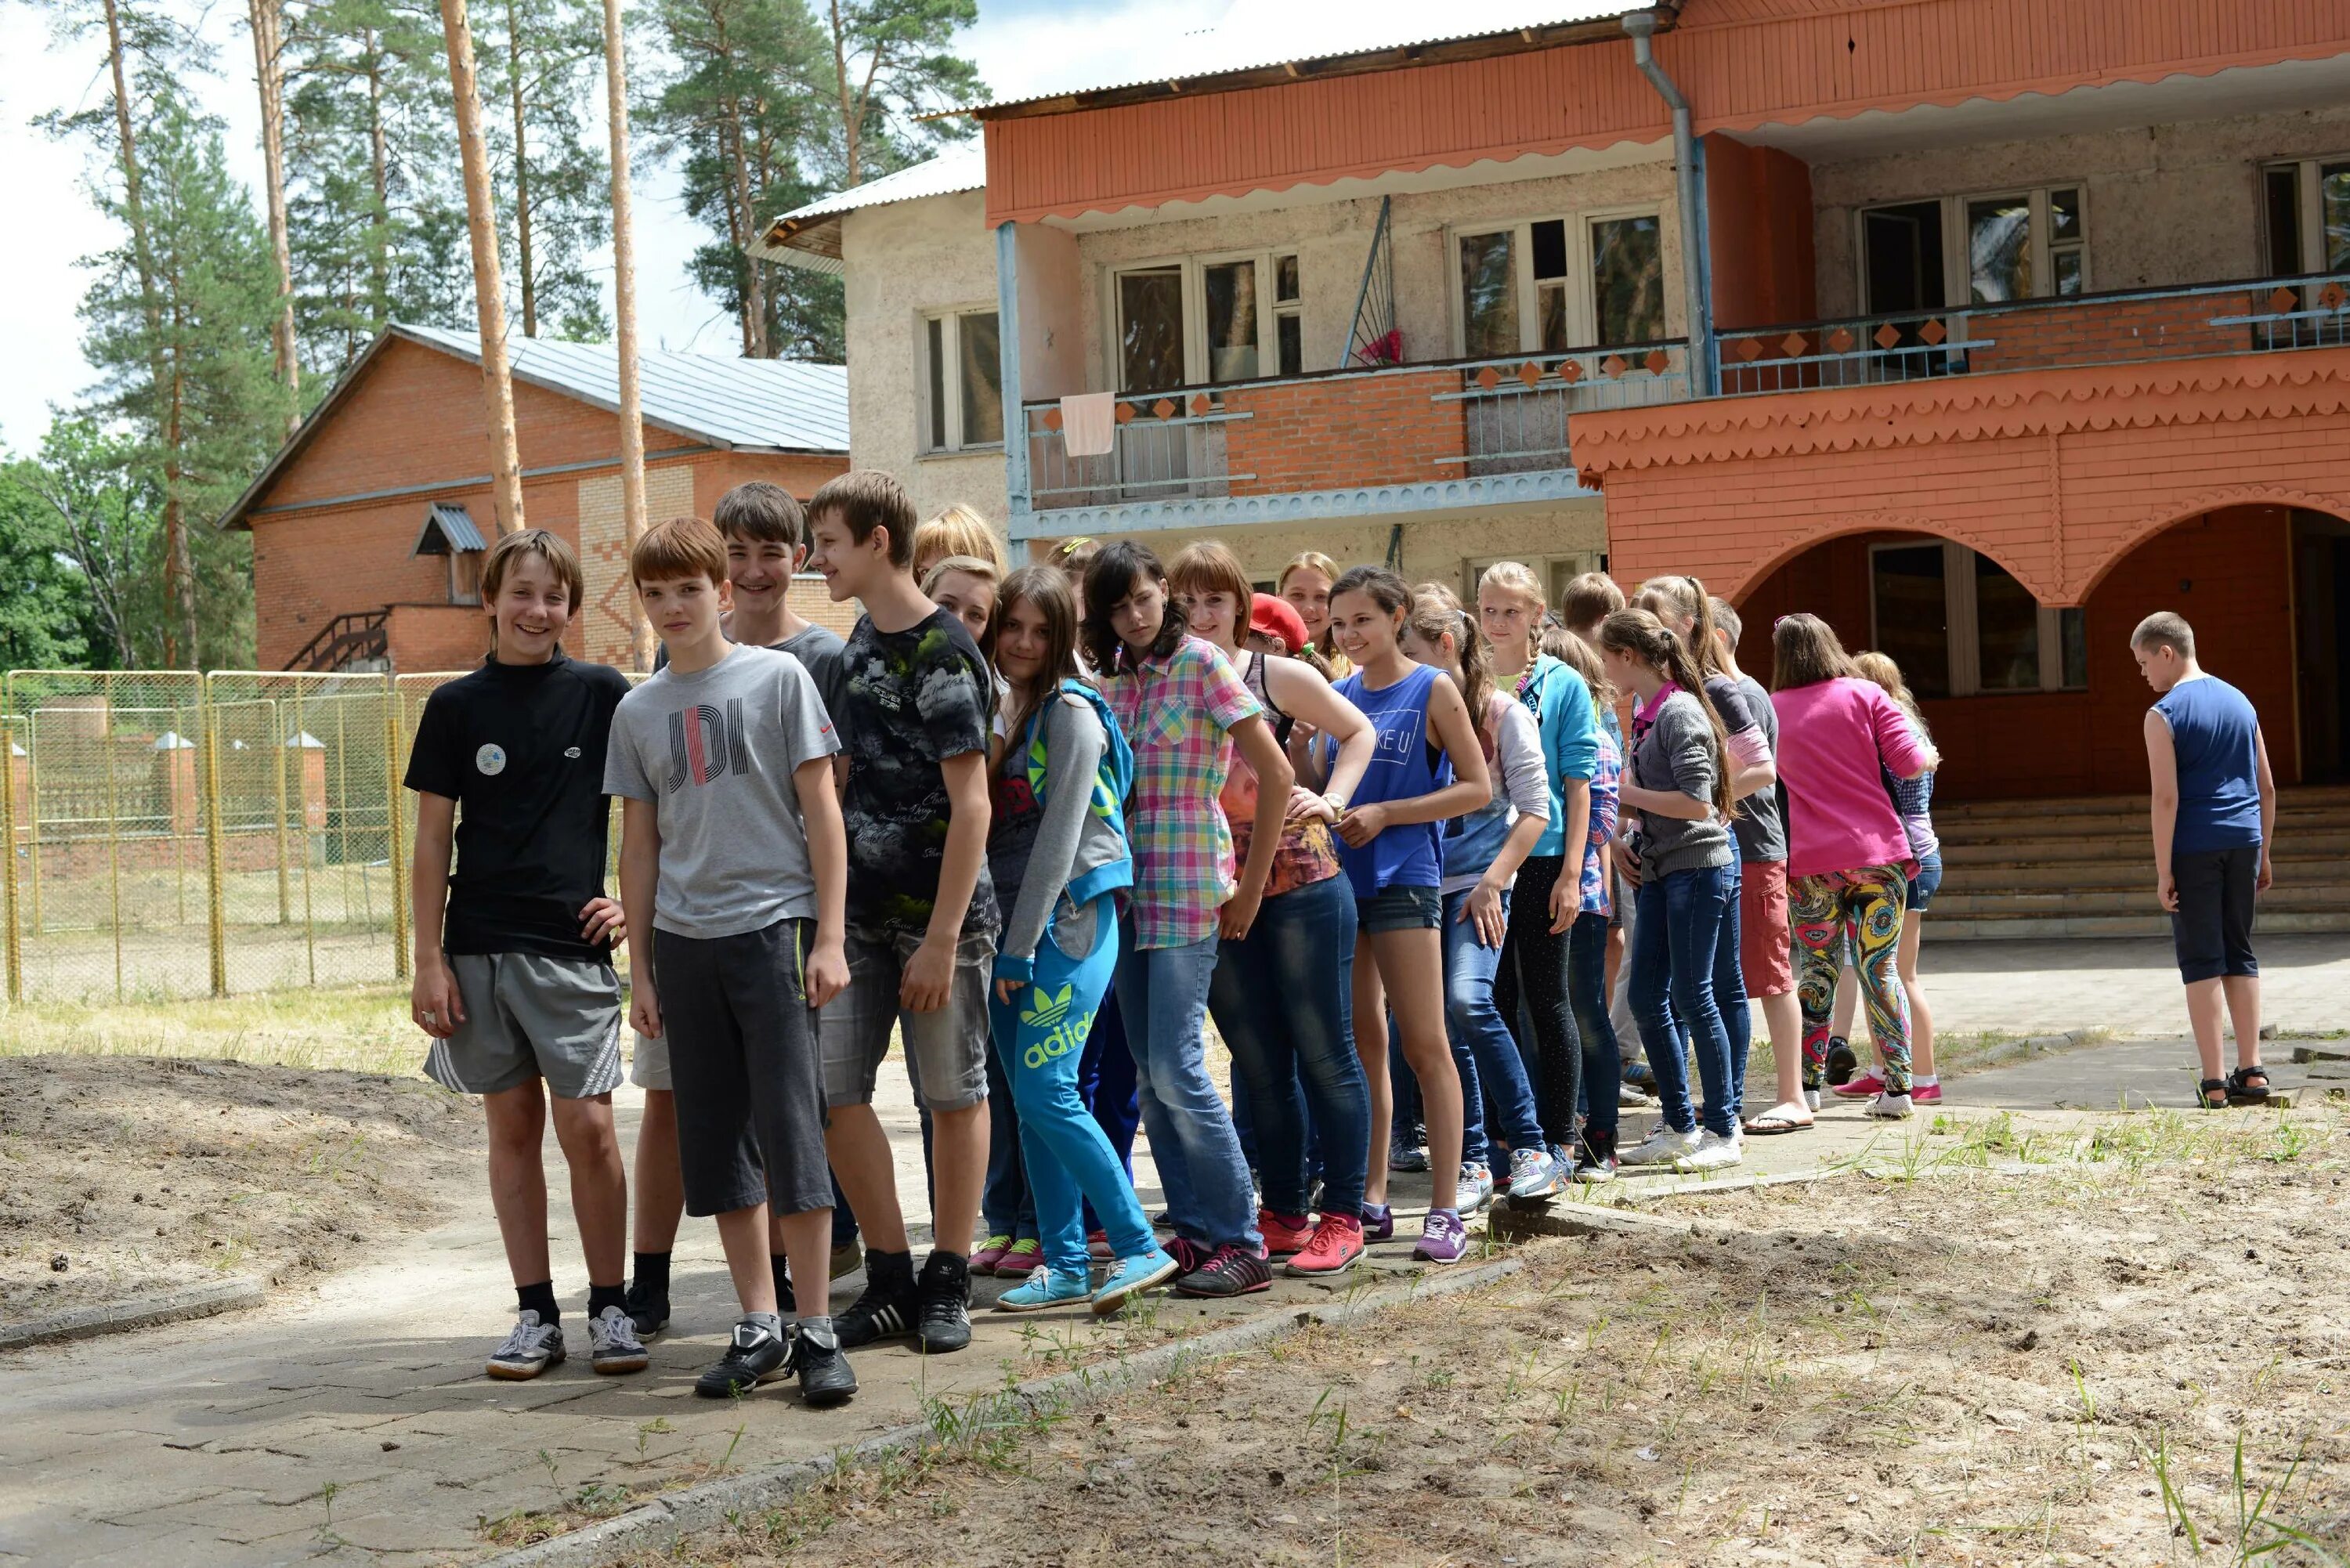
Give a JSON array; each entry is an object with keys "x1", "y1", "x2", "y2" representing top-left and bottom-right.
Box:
[
  {"x1": 1709, "y1": 597, "x2": 1743, "y2": 645},
  {"x1": 808, "y1": 470, "x2": 917, "y2": 569},
  {"x1": 713, "y1": 481, "x2": 805, "y2": 548},
  {"x1": 2131, "y1": 610, "x2": 2196, "y2": 659},
  {"x1": 482, "y1": 528, "x2": 585, "y2": 609},
  {"x1": 631, "y1": 515, "x2": 728, "y2": 587},
  {"x1": 1560, "y1": 570, "x2": 1626, "y2": 630}
]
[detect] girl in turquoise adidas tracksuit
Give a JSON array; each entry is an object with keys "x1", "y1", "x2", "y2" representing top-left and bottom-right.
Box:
[{"x1": 986, "y1": 566, "x2": 1180, "y2": 1314}]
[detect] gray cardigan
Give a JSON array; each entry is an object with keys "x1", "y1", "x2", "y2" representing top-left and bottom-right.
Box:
[
  {"x1": 1629, "y1": 688, "x2": 1734, "y2": 880},
  {"x1": 994, "y1": 693, "x2": 1130, "y2": 981}
]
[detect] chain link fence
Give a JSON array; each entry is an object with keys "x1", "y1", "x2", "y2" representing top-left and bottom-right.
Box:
[{"x1": 0, "y1": 667, "x2": 633, "y2": 1005}]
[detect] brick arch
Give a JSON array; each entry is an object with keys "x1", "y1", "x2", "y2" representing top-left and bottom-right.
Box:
[
  {"x1": 1712, "y1": 510, "x2": 2055, "y2": 608},
  {"x1": 2072, "y1": 485, "x2": 2350, "y2": 601}
]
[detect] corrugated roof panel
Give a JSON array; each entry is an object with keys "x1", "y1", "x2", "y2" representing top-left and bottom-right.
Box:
[
  {"x1": 416, "y1": 502, "x2": 486, "y2": 554},
  {"x1": 767, "y1": 143, "x2": 986, "y2": 228},
  {"x1": 395, "y1": 325, "x2": 850, "y2": 453}
]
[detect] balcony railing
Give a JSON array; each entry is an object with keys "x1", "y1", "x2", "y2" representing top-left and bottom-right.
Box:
[
  {"x1": 1018, "y1": 342, "x2": 1689, "y2": 511},
  {"x1": 1716, "y1": 270, "x2": 2350, "y2": 396}
]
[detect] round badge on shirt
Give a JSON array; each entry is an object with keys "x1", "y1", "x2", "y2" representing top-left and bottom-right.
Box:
[{"x1": 475, "y1": 743, "x2": 508, "y2": 776}]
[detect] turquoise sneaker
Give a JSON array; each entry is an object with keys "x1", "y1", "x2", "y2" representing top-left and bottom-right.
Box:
[
  {"x1": 1090, "y1": 1247, "x2": 1181, "y2": 1316},
  {"x1": 994, "y1": 1266, "x2": 1090, "y2": 1313}
]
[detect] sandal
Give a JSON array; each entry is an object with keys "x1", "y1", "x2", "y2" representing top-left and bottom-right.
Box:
[
  {"x1": 1742, "y1": 1112, "x2": 1813, "y2": 1136},
  {"x1": 2226, "y1": 1065, "x2": 2272, "y2": 1106},
  {"x1": 2197, "y1": 1078, "x2": 2230, "y2": 1109}
]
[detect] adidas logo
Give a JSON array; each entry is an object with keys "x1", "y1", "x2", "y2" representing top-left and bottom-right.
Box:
[{"x1": 1021, "y1": 983, "x2": 1075, "y2": 1030}]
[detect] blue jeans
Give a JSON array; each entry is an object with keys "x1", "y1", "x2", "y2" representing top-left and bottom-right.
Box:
[
  {"x1": 1077, "y1": 988, "x2": 1138, "y2": 1236},
  {"x1": 1210, "y1": 872, "x2": 1368, "y2": 1219},
  {"x1": 1442, "y1": 887, "x2": 1545, "y2": 1172},
  {"x1": 1569, "y1": 910, "x2": 1622, "y2": 1140},
  {"x1": 1112, "y1": 926, "x2": 1260, "y2": 1252},
  {"x1": 989, "y1": 897, "x2": 1155, "y2": 1274},
  {"x1": 1631, "y1": 862, "x2": 1744, "y2": 1138}
]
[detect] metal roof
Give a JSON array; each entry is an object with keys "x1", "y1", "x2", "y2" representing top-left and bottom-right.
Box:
[
  {"x1": 414, "y1": 501, "x2": 485, "y2": 555},
  {"x1": 754, "y1": 145, "x2": 987, "y2": 273},
  {"x1": 959, "y1": 0, "x2": 1655, "y2": 117},
  {"x1": 396, "y1": 324, "x2": 851, "y2": 453}
]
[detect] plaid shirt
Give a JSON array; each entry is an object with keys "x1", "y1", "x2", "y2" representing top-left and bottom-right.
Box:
[{"x1": 1102, "y1": 636, "x2": 1262, "y2": 949}]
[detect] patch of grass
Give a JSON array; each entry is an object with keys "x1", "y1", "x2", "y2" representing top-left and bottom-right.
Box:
[{"x1": 0, "y1": 984, "x2": 417, "y2": 1075}]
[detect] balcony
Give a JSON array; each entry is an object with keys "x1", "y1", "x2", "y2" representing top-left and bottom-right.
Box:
[
  {"x1": 1010, "y1": 342, "x2": 1689, "y2": 535},
  {"x1": 1716, "y1": 270, "x2": 2350, "y2": 397}
]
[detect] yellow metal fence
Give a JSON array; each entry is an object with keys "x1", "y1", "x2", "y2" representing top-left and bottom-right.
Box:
[{"x1": 0, "y1": 669, "x2": 515, "y2": 1004}]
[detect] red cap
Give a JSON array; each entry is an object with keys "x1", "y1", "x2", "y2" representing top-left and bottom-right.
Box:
[{"x1": 1249, "y1": 593, "x2": 1310, "y2": 656}]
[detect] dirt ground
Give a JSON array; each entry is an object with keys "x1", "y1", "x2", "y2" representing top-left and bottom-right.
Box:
[
  {"x1": 0, "y1": 1055, "x2": 480, "y2": 1325},
  {"x1": 650, "y1": 1106, "x2": 2350, "y2": 1568}
]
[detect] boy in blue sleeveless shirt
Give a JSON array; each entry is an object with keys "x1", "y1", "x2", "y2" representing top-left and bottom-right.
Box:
[{"x1": 2133, "y1": 611, "x2": 2274, "y2": 1108}]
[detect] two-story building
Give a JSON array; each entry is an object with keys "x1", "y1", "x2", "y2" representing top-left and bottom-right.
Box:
[{"x1": 757, "y1": 0, "x2": 2350, "y2": 821}]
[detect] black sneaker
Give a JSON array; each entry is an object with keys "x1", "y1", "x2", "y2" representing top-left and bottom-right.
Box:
[
  {"x1": 915, "y1": 1252, "x2": 972, "y2": 1353},
  {"x1": 694, "y1": 1317, "x2": 791, "y2": 1398},
  {"x1": 794, "y1": 1321, "x2": 857, "y2": 1407},
  {"x1": 834, "y1": 1248, "x2": 917, "y2": 1348},
  {"x1": 1173, "y1": 1243, "x2": 1272, "y2": 1299},
  {"x1": 1825, "y1": 1035, "x2": 1858, "y2": 1087},
  {"x1": 624, "y1": 1279, "x2": 669, "y2": 1339}
]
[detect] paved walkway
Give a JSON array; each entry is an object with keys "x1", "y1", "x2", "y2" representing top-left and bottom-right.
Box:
[{"x1": 1917, "y1": 933, "x2": 2348, "y2": 1039}]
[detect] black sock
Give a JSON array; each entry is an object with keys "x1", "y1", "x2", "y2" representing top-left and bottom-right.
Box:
[
  {"x1": 587, "y1": 1281, "x2": 626, "y2": 1319},
  {"x1": 632, "y1": 1251, "x2": 671, "y2": 1295},
  {"x1": 772, "y1": 1254, "x2": 796, "y2": 1315},
  {"x1": 517, "y1": 1281, "x2": 559, "y2": 1324}
]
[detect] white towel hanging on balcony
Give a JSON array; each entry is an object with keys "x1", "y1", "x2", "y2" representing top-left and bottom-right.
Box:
[{"x1": 1061, "y1": 392, "x2": 1117, "y2": 457}]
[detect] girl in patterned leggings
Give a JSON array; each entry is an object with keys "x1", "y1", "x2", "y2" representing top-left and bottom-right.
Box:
[{"x1": 1766, "y1": 615, "x2": 1939, "y2": 1121}]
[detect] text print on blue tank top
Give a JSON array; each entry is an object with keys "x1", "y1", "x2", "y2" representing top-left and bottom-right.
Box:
[{"x1": 1332, "y1": 663, "x2": 1450, "y2": 894}]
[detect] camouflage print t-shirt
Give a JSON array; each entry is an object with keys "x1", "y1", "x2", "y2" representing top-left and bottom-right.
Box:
[{"x1": 837, "y1": 605, "x2": 998, "y2": 938}]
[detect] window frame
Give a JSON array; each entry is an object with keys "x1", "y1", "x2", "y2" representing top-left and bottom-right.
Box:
[
  {"x1": 916, "y1": 305, "x2": 1004, "y2": 457},
  {"x1": 1449, "y1": 204, "x2": 1669, "y2": 358},
  {"x1": 2262, "y1": 155, "x2": 2350, "y2": 273},
  {"x1": 1867, "y1": 539, "x2": 2085, "y2": 697},
  {"x1": 1103, "y1": 248, "x2": 1304, "y2": 392},
  {"x1": 1460, "y1": 551, "x2": 1606, "y2": 609},
  {"x1": 1854, "y1": 185, "x2": 2089, "y2": 311}
]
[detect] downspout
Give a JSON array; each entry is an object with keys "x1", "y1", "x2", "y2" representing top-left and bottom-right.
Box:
[{"x1": 1623, "y1": 8, "x2": 1714, "y2": 396}]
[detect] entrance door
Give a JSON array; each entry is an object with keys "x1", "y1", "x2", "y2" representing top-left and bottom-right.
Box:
[
  {"x1": 2293, "y1": 509, "x2": 2350, "y2": 782},
  {"x1": 1860, "y1": 201, "x2": 1950, "y2": 378}
]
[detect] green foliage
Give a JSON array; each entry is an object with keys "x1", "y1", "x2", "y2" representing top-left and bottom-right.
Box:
[
  {"x1": 480, "y1": 0, "x2": 611, "y2": 339},
  {"x1": 0, "y1": 448, "x2": 112, "y2": 670}
]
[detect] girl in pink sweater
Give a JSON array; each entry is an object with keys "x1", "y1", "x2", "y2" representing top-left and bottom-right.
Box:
[{"x1": 1768, "y1": 615, "x2": 1937, "y2": 1119}]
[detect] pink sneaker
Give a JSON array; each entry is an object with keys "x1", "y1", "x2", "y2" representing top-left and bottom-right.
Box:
[
  {"x1": 1832, "y1": 1073, "x2": 1885, "y2": 1099},
  {"x1": 1910, "y1": 1082, "x2": 1942, "y2": 1105},
  {"x1": 970, "y1": 1234, "x2": 1013, "y2": 1273}
]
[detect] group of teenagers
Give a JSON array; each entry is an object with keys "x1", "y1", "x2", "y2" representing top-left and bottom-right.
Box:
[{"x1": 401, "y1": 470, "x2": 1979, "y2": 1410}]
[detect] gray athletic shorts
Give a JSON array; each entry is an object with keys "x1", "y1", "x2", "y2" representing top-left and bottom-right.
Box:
[
  {"x1": 630, "y1": 1028, "x2": 671, "y2": 1090},
  {"x1": 819, "y1": 924, "x2": 993, "y2": 1112},
  {"x1": 423, "y1": 952, "x2": 623, "y2": 1100}
]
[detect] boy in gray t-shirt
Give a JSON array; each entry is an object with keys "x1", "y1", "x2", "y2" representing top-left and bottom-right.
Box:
[{"x1": 605, "y1": 517, "x2": 855, "y2": 1408}]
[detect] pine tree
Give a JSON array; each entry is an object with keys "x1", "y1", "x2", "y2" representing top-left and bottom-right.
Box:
[
  {"x1": 483, "y1": 0, "x2": 609, "y2": 338},
  {"x1": 815, "y1": 0, "x2": 982, "y2": 189}
]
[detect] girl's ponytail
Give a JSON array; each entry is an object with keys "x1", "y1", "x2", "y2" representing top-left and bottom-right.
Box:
[
  {"x1": 1599, "y1": 607, "x2": 1736, "y2": 822},
  {"x1": 1408, "y1": 585, "x2": 1495, "y2": 740}
]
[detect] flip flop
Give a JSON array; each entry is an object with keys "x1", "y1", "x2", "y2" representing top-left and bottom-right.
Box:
[{"x1": 1741, "y1": 1113, "x2": 1813, "y2": 1136}]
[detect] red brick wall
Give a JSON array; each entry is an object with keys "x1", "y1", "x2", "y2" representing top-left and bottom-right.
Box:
[
  {"x1": 1733, "y1": 507, "x2": 2299, "y2": 800},
  {"x1": 1965, "y1": 290, "x2": 2267, "y2": 374},
  {"x1": 387, "y1": 604, "x2": 494, "y2": 674},
  {"x1": 1223, "y1": 367, "x2": 1467, "y2": 493}
]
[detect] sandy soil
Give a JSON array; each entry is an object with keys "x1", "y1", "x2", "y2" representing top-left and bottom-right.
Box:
[
  {"x1": 0, "y1": 1055, "x2": 480, "y2": 1325},
  {"x1": 656, "y1": 1107, "x2": 2350, "y2": 1567}
]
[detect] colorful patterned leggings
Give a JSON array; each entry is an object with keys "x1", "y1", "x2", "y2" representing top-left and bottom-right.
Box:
[{"x1": 1791, "y1": 865, "x2": 1911, "y2": 1093}]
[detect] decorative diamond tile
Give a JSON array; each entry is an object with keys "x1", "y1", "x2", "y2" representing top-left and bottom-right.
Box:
[
  {"x1": 1475, "y1": 365, "x2": 1503, "y2": 390},
  {"x1": 2271, "y1": 287, "x2": 2301, "y2": 313},
  {"x1": 1152, "y1": 398, "x2": 1177, "y2": 420},
  {"x1": 1872, "y1": 323, "x2": 1901, "y2": 350},
  {"x1": 1600, "y1": 355, "x2": 1628, "y2": 378},
  {"x1": 2320, "y1": 283, "x2": 2347, "y2": 310},
  {"x1": 1559, "y1": 359, "x2": 1584, "y2": 383},
  {"x1": 1643, "y1": 349, "x2": 1670, "y2": 375},
  {"x1": 1827, "y1": 327, "x2": 1855, "y2": 353},
  {"x1": 1518, "y1": 361, "x2": 1545, "y2": 387},
  {"x1": 1189, "y1": 393, "x2": 1213, "y2": 417},
  {"x1": 1779, "y1": 333, "x2": 1808, "y2": 358},
  {"x1": 1041, "y1": 407, "x2": 1064, "y2": 432},
  {"x1": 1918, "y1": 318, "x2": 1948, "y2": 346},
  {"x1": 1733, "y1": 338, "x2": 1764, "y2": 362},
  {"x1": 1115, "y1": 402, "x2": 1137, "y2": 424}
]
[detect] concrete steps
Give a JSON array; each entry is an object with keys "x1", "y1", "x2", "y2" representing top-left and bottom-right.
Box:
[{"x1": 1922, "y1": 786, "x2": 2350, "y2": 941}]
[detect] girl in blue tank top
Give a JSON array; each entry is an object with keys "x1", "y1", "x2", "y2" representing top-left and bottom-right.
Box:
[{"x1": 1305, "y1": 567, "x2": 1493, "y2": 1264}]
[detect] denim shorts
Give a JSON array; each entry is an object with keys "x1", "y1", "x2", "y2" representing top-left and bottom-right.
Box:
[
  {"x1": 1357, "y1": 883, "x2": 1441, "y2": 934},
  {"x1": 1907, "y1": 851, "x2": 1944, "y2": 912}
]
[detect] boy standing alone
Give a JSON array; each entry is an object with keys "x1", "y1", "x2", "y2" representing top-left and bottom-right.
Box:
[
  {"x1": 407, "y1": 529, "x2": 643, "y2": 1380},
  {"x1": 606, "y1": 516, "x2": 856, "y2": 1404},
  {"x1": 2133, "y1": 611, "x2": 2276, "y2": 1108},
  {"x1": 804, "y1": 471, "x2": 996, "y2": 1354}
]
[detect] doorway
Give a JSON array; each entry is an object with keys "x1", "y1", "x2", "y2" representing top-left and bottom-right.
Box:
[
  {"x1": 1861, "y1": 201, "x2": 1945, "y2": 315},
  {"x1": 2293, "y1": 508, "x2": 2350, "y2": 782}
]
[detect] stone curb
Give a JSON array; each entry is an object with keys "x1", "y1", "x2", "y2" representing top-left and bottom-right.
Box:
[
  {"x1": 0, "y1": 1276, "x2": 266, "y2": 1351},
  {"x1": 476, "y1": 1255, "x2": 1528, "y2": 1568}
]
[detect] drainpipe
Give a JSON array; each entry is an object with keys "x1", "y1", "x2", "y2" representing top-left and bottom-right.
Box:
[{"x1": 1624, "y1": 8, "x2": 1714, "y2": 395}]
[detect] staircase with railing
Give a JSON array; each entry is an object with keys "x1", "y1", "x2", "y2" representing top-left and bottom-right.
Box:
[{"x1": 283, "y1": 609, "x2": 389, "y2": 673}]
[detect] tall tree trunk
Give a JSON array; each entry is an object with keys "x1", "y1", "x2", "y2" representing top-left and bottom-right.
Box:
[
  {"x1": 438, "y1": 0, "x2": 527, "y2": 534},
  {"x1": 366, "y1": 31, "x2": 390, "y2": 326},
  {"x1": 164, "y1": 284, "x2": 198, "y2": 667},
  {"x1": 505, "y1": 0, "x2": 536, "y2": 338},
  {"x1": 602, "y1": 0, "x2": 651, "y2": 668},
  {"x1": 827, "y1": 0, "x2": 859, "y2": 188},
  {"x1": 248, "y1": 0, "x2": 300, "y2": 434},
  {"x1": 721, "y1": 103, "x2": 766, "y2": 356}
]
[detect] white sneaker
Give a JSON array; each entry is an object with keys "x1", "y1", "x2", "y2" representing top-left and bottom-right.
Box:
[
  {"x1": 1804, "y1": 1089, "x2": 1821, "y2": 1111},
  {"x1": 1506, "y1": 1145, "x2": 1563, "y2": 1201},
  {"x1": 486, "y1": 1310, "x2": 566, "y2": 1380},
  {"x1": 1618, "y1": 1079, "x2": 1650, "y2": 1107},
  {"x1": 1867, "y1": 1091, "x2": 1914, "y2": 1120},
  {"x1": 1458, "y1": 1162, "x2": 1495, "y2": 1212},
  {"x1": 1619, "y1": 1125, "x2": 1701, "y2": 1166},
  {"x1": 1674, "y1": 1129, "x2": 1744, "y2": 1172}
]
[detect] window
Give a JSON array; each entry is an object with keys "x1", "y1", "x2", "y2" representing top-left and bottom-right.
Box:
[
  {"x1": 921, "y1": 308, "x2": 1003, "y2": 452},
  {"x1": 2263, "y1": 157, "x2": 2350, "y2": 274},
  {"x1": 1868, "y1": 540, "x2": 2086, "y2": 697},
  {"x1": 1860, "y1": 186, "x2": 2087, "y2": 309},
  {"x1": 1461, "y1": 551, "x2": 1603, "y2": 609},
  {"x1": 1455, "y1": 209, "x2": 1667, "y2": 357},
  {"x1": 1109, "y1": 251, "x2": 1306, "y2": 390}
]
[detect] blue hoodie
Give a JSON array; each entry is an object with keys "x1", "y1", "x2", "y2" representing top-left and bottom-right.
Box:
[{"x1": 1512, "y1": 654, "x2": 1600, "y2": 860}]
